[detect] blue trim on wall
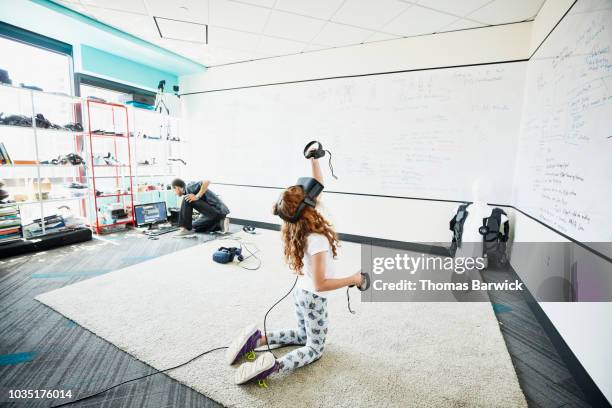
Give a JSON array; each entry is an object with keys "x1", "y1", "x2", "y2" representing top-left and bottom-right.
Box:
[
  {"x1": 0, "y1": 21, "x2": 72, "y2": 55},
  {"x1": 0, "y1": 0, "x2": 205, "y2": 85},
  {"x1": 81, "y1": 45, "x2": 178, "y2": 91}
]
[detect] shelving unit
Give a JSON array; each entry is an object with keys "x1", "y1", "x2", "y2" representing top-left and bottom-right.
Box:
[
  {"x1": 84, "y1": 99, "x2": 135, "y2": 234},
  {"x1": 0, "y1": 84, "x2": 186, "y2": 240},
  {"x1": 130, "y1": 107, "x2": 185, "y2": 209},
  {"x1": 0, "y1": 83, "x2": 90, "y2": 239}
]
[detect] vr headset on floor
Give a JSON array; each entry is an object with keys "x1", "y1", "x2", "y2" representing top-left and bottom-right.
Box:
[
  {"x1": 273, "y1": 177, "x2": 324, "y2": 223},
  {"x1": 213, "y1": 247, "x2": 244, "y2": 264}
]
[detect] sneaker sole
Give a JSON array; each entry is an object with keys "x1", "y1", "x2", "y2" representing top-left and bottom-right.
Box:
[
  {"x1": 225, "y1": 323, "x2": 258, "y2": 365},
  {"x1": 234, "y1": 352, "x2": 276, "y2": 385}
]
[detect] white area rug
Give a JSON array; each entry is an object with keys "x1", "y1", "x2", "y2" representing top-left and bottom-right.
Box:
[{"x1": 36, "y1": 229, "x2": 526, "y2": 407}]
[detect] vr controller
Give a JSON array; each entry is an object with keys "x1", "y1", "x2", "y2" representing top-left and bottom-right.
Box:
[
  {"x1": 349, "y1": 272, "x2": 371, "y2": 292},
  {"x1": 304, "y1": 140, "x2": 338, "y2": 179},
  {"x1": 304, "y1": 141, "x2": 326, "y2": 159},
  {"x1": 213, "y1": 247, "x2": 244, "y2": 264}
]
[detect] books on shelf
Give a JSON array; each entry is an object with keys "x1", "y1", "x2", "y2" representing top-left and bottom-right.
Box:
[
  {"x1": 0, "y1": 204, "x2": 22, "y2": 244},
  {"x1": 23, "y1": 214, "x2": 67, "y2": 238},
  {"x1": 0, "y1": 142, "x2": 12, "y2": 165}
]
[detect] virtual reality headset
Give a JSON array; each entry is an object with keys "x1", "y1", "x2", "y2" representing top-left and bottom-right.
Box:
[{"x1": 273, "y1": 177, "x2": 324, "y2": 223}]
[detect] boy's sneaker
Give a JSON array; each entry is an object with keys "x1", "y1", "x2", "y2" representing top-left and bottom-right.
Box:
[
  {"x1": 235, "y1": 352, "x2": 278, "y2": 385},
  {"x1": 226, "y1": 323, "x2": 261, "y2": 365},
  {"x1": 174, "y1": 228, "x2": 195, "y2": 237},
  {"x1": 220, "y1": 217, "x2": 230, "y2": 233}
]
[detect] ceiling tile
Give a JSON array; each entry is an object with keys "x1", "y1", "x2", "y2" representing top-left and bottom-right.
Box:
[
  {"x1": 263, "y1": 10, "x2": 326, "y2": 42},
  {"x1": 257, "y1": 36, "x2": 306, "y2": 56},
  {"x1": 234, "y1": 0, "x2": 276, "y2": 7},
  {"x1": 81, "y1": 0, "x2": 149, "y2": 15},
  {"x1": 416, "y1": 0, "x2": 492, "y2": 17},
  {"x1": 153, "y1": 38, "x2": 208, "y2": 60},
  {"x1": 382, "y1": 4, "x2": 457, "y2": 36},
  {"x1": 155, "y1": 17, "x2": 208, "y2": 43},
  {"x1": 209, "y1": 0, "x2": 271, "y2": 32},
  {"x1": 207, "y1": 26, "x2": 262, "y2": 52},
  {"x1": 56, "y1": 1, "x2": 89, "y2": 14},
  {"x1": 365, "y1": 31, "x2": 401, "y2": 42},
  {"x1": 467, "y1": 0, "x2": 545, "y2": 25},
  {"x1": 203, "y1": 46, "x2": 255, "y2": 65},
  {"x1": 439, "y1": 18, "x2": 485, "y2": 32},
  {"x1": 275, "y1": 0, "x2": 345, "y2": 20},
  {"x1": 145, "y1": 0, "x2": 209, "y2": 23},
  {"x1": 303, "y1": 43, "x2": 329, "y2": 52},
  {"x1": 85, "y1": 6, "x2": 160, "y2": 40},
  {"x1": 311, "y1": 22, "x2": 371, "y2": 47},
  {"x1": 332, "y1": 0, "x2": 409, "y2": 30}
]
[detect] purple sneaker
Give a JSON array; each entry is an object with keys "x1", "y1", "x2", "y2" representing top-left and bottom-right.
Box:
[
  {"x1": 226, "y1": 323, "x2": 262, "y2": 365},
  {"x1": 235, "y1": 352, "x2": 278, "y2": 385}
]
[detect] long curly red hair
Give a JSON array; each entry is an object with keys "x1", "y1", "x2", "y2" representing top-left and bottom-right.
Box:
[{"x1": 276, "y1": 186, "x2": 339, "y2": 274}]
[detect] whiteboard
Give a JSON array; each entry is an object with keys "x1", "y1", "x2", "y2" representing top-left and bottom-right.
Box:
[
  {"x1": 514, "y1": 0, "x2": 612, "y2": 241},
  {"x1": 186, "y1": 62, "x2": 526, "y2": 203}
]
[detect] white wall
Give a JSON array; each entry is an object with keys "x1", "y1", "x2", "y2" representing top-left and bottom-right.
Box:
[
  {"x1": 181, "y1": 22, "x2": 531, "y2": 92},
  {"x1": 180, "y1": 0, "x2": 611, "y2": 402},
  {"x1": 181, "y1": 22, "x2": 534, "y2": 242}
]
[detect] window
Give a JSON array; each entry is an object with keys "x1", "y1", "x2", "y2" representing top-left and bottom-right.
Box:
[
  {"x1": 0, "y1": 35, "x2": 72, "y2": 95},
  {"x1": 79, "y1": 84, "x2": 130, "y2": 104}
]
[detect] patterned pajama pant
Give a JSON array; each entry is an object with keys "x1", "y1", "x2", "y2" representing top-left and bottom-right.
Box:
[{"x1": 266, "y1": 288, "x2": 329, "y2": 373}]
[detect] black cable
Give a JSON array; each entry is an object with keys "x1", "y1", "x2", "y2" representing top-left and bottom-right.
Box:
[
  {"x1": 262, "y1": 275, "x2": 299, "y2": 358},
  {"x1": 346, "y1": 286, "x2": 356, "y2": 314},
  {"x1": 237, "y1": 242, "x2": 261, "y2": 270},
  {"x1": 325, "y1": 150, "x2": 338, "y2": 179},
  {"x1": 50, "y1": 346, "x2": 228, "y2": 408},
  {"x1": 49, "y1": 273, "x2": 299, "y2": 407}
]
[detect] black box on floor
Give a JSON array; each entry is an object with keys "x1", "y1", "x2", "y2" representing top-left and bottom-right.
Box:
[{"x1": 0, "y1": 227, "x2": 92, "y2": 259}]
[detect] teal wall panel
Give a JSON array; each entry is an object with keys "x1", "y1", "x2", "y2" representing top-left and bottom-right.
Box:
[{"x1": 81, "y1": 45, "x2": 178, "y2": 92}]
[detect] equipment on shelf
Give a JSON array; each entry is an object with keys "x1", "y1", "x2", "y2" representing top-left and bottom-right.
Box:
[
  {"x1": 0, "y1": 112, "x2": 82, "y2": 132},
  {"x1": 92, "y1": 153, "x2": 122, "y2": 166},
  {"x1": 99, "y1": 203, "x2": 130, "y2": 226},
  {"x1": 87, "y1": 96, "x2": 106, "y2": 102},
  {"x1": 23, "y1": 214, "x2": 66, "y2": 238},
  {"x1": 66, "y1": 181, "x2": 87, "y2": 190},
  {"x1": 137, "y1": 158, "x2": 157, "y2": 166},
  {"x1": 20, "y1": 83, "x2": 43, "y2": 91},
  {"x1": 0, "y1": 204, "x2": 22, "y2": 244},
  {"x1": 35, "y1": 113, "x2": 62, "y2": 129},
  {"x1": 168, "y1": 157, "x2": 186, "y2": 165},
  {"x1": 0, "y1": 142, "x2": 12, "y2": 165},
  {"x1": 40, "y1": 153, "x2": 85, "y2": 166},
  {"x1": 92, "y1": 129, "x2": 124, "y2": 136},
  {"x1": 0, "y1": 68, "x2": 11, "y2": 85},
  {"x1": 63, "y1": 122, "x2": 83, "y2": 131},
  {"x1": 0, "y1": 113, "x2": 31, "y2": 127}
]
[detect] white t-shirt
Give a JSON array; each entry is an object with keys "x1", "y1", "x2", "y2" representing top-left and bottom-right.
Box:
[{"x1": 297, "y1": 233, "x2": 337, "y2": 298}]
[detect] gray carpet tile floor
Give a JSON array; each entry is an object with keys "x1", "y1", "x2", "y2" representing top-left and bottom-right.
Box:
[{"x1": 0, "y1": 227, "x2": 596, "y2": 407}]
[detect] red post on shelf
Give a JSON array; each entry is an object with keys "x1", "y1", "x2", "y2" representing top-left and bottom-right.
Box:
[{"x1": 85, "y1": 99, "x2": 135, "y2": 234}]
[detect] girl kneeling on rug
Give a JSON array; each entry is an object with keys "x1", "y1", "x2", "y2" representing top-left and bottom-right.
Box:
[{"x1": 225, "y1": 155, "x2": 365, "y2": 384}]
